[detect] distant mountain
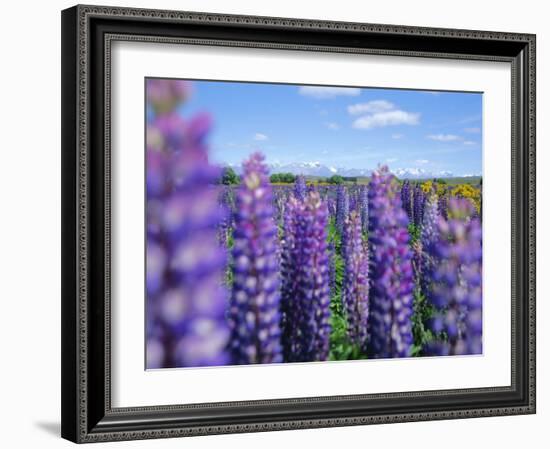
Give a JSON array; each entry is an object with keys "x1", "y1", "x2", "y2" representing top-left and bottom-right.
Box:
[
  {"x1": 224, "y1": 161, "x2": 469, "y2": 180},
  {"x1": 227, "y1": 161, "x2": 340, "y2": 177},
  {"x1": 269, "y1": 161, "x2": 339, "y2": 177},
  {"x1": 392, "y1": 168, "x2": 455, "y2": 180}
]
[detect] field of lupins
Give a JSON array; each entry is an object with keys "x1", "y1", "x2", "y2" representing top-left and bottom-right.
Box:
[{"x1": 146, "y1": 79, "x2": 483, "y2": 369}]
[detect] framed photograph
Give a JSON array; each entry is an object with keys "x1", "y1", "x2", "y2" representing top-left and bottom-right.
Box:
[{"x1": 61, "y1": 4, "x2": 536, "y2": 443}]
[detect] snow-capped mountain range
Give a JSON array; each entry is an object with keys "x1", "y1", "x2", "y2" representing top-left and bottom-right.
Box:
[{"x1": 224, "y1": 161, "x2": 473, "y2": 179}]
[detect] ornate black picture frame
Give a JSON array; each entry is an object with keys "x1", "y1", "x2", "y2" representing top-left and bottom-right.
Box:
[{"x1": 61, "y1": 4, "x2": 536, "y2": 443}]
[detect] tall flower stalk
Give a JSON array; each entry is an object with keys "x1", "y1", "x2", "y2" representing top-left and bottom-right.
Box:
[
  {"x1": 413, "y1": 184, "x2": 425, "y2": 227},
  {"x1": 273, "y1": 186, "x2": 287, "y2": 225},
  {"x1": 424, "y1": 198, "x2": 482, "y2": 356},
  {"x1": 280, "y1": 197, "x2": 298, "y2": 360},
  {"x1": 367, "y1": 166, "x2": 415, "y2": 358},
  {"x1": 419, "y1": 192, "x2": 439, "y2": 293},
  {"x1": 229, "y1": 152, "x2": 283, "y2": 364},
  {"x1": 327, "y1": 240, "x2": 336, "y2": 298},
  {"x1": 359, "y1": 185, "x2": 369, "y2": 234},
  {"x1": 294, "y1": 174, "x2": 307, "y2": 201},
  {"x1": 145, "y1": 78, "x2": 230, "y2": 368},
  {"x1": 401, "y1": 180, "x2": 413, "y2": 222},
  {"x1": 281, "y1": 192, "x2": 331, "y2": 362},
  {"x1": 336, "y1": 184, "x2": 349, "y2": 233},
  {"x1": 349, "y1": 193, "x2": 358, "y2": 214},
  {"x1": 327, "y1": 196, "x2": 336, "y2": 218},
  {"x1": 342, "y1": 211, "x2": 369, "y2": 349},
  {"x1": 438, "y1": 193, "x2": 448, "y2": 220}
]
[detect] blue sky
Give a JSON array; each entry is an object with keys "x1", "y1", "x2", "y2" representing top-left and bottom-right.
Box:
[{"x1": 173, "y1": 80, "x2": 482, "y2": 176}]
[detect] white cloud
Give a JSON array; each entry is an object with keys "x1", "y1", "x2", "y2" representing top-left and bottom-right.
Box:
[
  {"x1": 349, "y1": 100, "x2": 419, "y2": 130},
  {"x1": 352, "y1": 110, "x2": 420, "y2": 130},
  {"x1": 415, "y1": 159, "x2": 429, "y2": 165},
  {"x1": 325, "y1": 122, "x2": 340, "y2": 130},
  {"x1": 386, "y1": 158, "x2": 398, "y2": 163},
  {"x1": 426, "y1": 134, "x2": 461, "y2": 142},
  {"x1": 298, "y1": 86, "x2": 361, "y2": 99},
  {"x1": 463, "y1": 140, "x2": 477, "y2": 146},
  {"x1": 348, "y1": 100, "x2": 394, "y2": 115},
  {"x1": 253, "y1": 133, "x2": 268, "y2": 141},
  {"x1": 391, "y1": 133, "x2": 404, "y2": 139},
  {"x1": 464, "y1": 127, "x2": 481, "y2": 134}
]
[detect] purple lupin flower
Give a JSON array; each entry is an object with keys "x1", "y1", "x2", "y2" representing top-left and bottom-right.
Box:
[
  {"x1": 438, "y1": 194, "x2": 448, "y2": 220},
  {"x1": 296, "y1": 192, "x2": 331, "y2": 361},
  {"x1": 327, "y1": 196, "x2": 336, "y2": 218},
  {"x1": 419, "y1": 193, "x2": 439, "y2": 292},
  {"x1": 359, "y1": 185, "x2": 369, "y2": 234},
  {"x1": 342, "y1": 211, "x2": 369, "y2": 348},
  {"x1": 411, "y1": 240, "x2": 423, "y2": 288},
  {"x1": 147, "y1": 78, "x2": 191, "y2": 115},
  {"x1": 280, "y1": 195, "x2": 299, "y2": 361},
  {"x1": 336, "y1": 184, "x2": 349, "y2": 233},
  {"x1": 413, "y1": 184, "x2": 425, "y2": 227},
  {"x1": 294, "y1": 174, "x2": 307, "y2": 202},
  {"x1": 424, "y1": 198, "x2": 482, "y2": 356},
  {"x1": 328, "y1": 240, "x2": 336, "y2": 297},
  {"x1": 401, "y1": 180, "x2": 413, "y2": 222},
  {"x1": 273, "y1": 186, "x2": 287, "y2": 225},
  {"x1": 367, "y1": 166, "x2": 415, "y2": 358},
  {"x1": 145, "y1": 78, "x2": 230, "y2": 369},
  {"x1": 349, "y1": 192, "x2": 358, "y2": 214},
  {"x1": 229, "y1": 152, "x2": 283, "y2": 364},
  {"x1": 471, "y1": 205, "x2": 480, "y2": 220},
  {"x1": 281, "y1": 192, "x2": 331, "y2": 362}
]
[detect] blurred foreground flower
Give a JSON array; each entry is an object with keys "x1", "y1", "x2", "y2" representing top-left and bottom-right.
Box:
[
  {"x1": 424, "y1": 198, "x2": 482, "y2": 356},
  {"x1": 147, "y1": 78, "x2": 191, "y2": 115},
  {"x1": 367, "y1": 166, "x2": 414, "y2": 358},
  {"x1": 145, "y1": 78, "x2": 230, "y2": 368}
]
